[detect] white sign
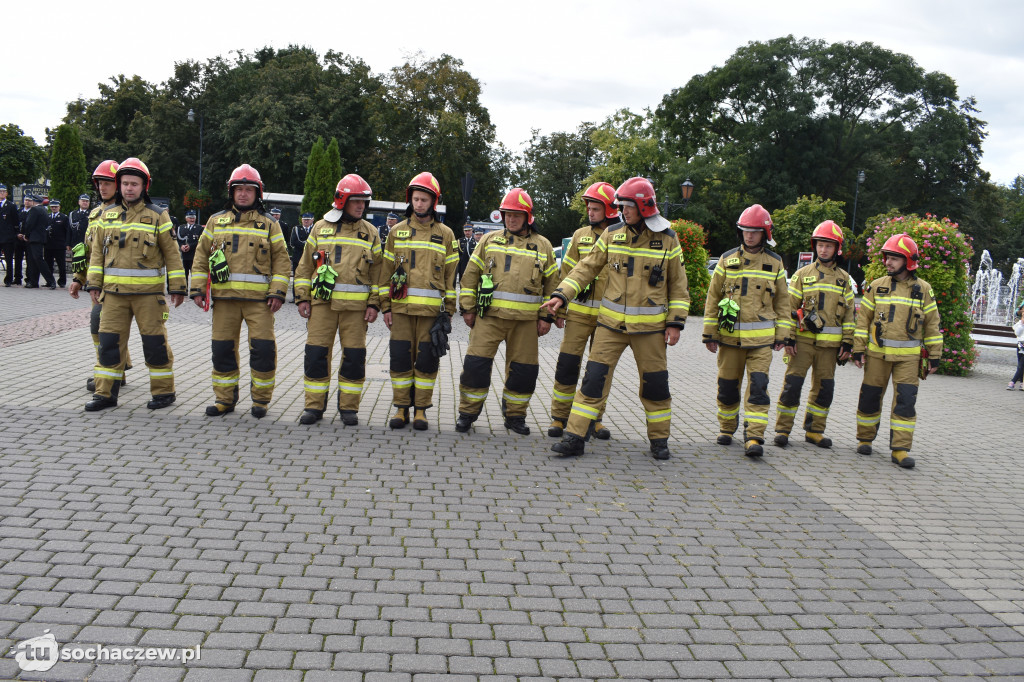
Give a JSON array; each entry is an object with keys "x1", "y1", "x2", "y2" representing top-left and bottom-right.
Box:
[{"x1": 489, "y1": 210, "x2": 502, "y2": 223}]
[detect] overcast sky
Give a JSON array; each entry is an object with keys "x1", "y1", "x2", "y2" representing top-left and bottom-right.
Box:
[{"x1": 4, "y1": 0, "x2": 1022, "y2": 186}]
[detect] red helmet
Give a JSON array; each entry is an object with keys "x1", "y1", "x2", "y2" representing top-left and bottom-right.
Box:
[
  {"x1": 325, "y1": 174, "x2": 372, "y2": 221},
  {"x1": 227, "y1": 164, "x2": 264, "y2": 198},
  {"x1": 500, "y1": 187, "x2": 534, "y2": 225},
  {"x1": 737, "y1": 204, "x2": 774, "y2": 243},
  {"x1": 881, "y1": 233, "x2": 920, "y2": 271},
  {"x1": 116, "y1": 157, "x2": 151, "y2": 191},
  {"x1": 582, "y1": 181, "x2": 619, "y2": 220},
  {"x1": 92, "y1": 160, "x2": 119, "y2": 192},
  {"x1": 615, "y1": 177, "x2": 670, "y2": 232},
  {"x1": 406, "y1": 171, "x2": 441, "y2": 207},
  {"x1": 811, "y1": 220, "x2": 844, "y2": 256}
]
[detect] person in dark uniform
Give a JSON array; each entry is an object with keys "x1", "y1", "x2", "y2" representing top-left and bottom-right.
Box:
[
  {"x1": 0, "y1": 184, "x2": 20, "y2": 286},
  {"x1": 379, "y1": 212, "x2": 398, "y2": 243},
  {"x1": 45, "y1": 198, "x2": 71, "y2": 287},
  {"x1": 20, "y1": 195, "x2": 54, "y2": 288},
  {"x1": 289, "y1": 212, "x2": 314, "y2": 275},
  {"x1": 457, "y1": 223, "x2": 475, "y2": 284},
  {"x1": 270, "y1": 207, "x2": 290, "y2": 244},
  {"x1": 69, "y1": 194, "x2": 91, "y2": 248},
  {"x1": 16, "y1": 196, "x2": 30, "y2": 284},
  {"x1": 175, "y1": 210, "x2": 202, "y2": 281}
]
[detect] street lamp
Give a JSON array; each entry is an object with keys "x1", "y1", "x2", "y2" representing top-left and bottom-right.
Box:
[
  {"x1": 187, "y1": 108, "x2": 204, "y2": 223},
  {"x1": 848, "y1": 170, "x2": 866, "y2": 273},
  {"x1": 680, "y1": 178, "x2": 694, "y2": 207}
]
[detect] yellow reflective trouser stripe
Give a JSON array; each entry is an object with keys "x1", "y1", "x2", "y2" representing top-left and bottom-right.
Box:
[
  {"x1": 891, "y1": 418, "x2": 915, "y2": 431},
  {"x1": 745, "y1": 413, "x2": 769, "y2": 425},
  {"x1": 776, "y1": 405, "x2": 798, "y2": 415},
  {"x1": 646, "y1": 409, "x2": 671, "y2": 422},
  {"x1": 857, "y1": 414, "x2": 881, "y2": 425},
  {"x1": 413, "y1": 378, "x2": 435, "y2": 390},
  {"x1": 252, "y1": 377, "x2": 275, "y2": 388},
  {"x1": 718, "y1": 407, "x2": 740, "y2": 418},
  {"x1": 806, "y1": 404, "x2": 829, "y2": 416},
  {"x1": 149, "y1": 369, "x2": 174, "y2": 378},
  {"x1": 212, "y1": 374, "x2": 239, "y2": 386},
  {"x1": 391, "y1": 378, "x2": 413, "y2": 388},
  {"x1": 502, "y1": 391, "x2": 530, "y2": 403},
  {"x1": 338, "y1": 381, "x2": 362, "y2": 394},
  {"x1": 167, "y1": 270, "x2": 185, "y2": 278},
  {"x1": 95, "y1": 367, "x2": 123, "y2": 379},
  {"x1": 305, "y1": 380, "x2": 329, "y2": 393},
  {"x1": 461, "y1": 389, "x2": 487, "y2": 401},
  {"x1": 570, "y1": 403, "x2": 600, "y2": 419},
  {"x1": 552, "y1": 389, "x2": 575, "y2": 402}
]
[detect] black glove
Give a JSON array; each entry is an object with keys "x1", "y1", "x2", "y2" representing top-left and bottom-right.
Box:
[
  {"x1": 840, "y1": 342, "x2": 853, "y2": 355},
  {"x1": 428, "y1": 311, "x2": 452, "y2": 360},
  {"x1": 929, "y1": 358, "x2": 940, "y2": 369},
  {"x1": 853, "y1": 352, "x2": 864, "y2": 364}
]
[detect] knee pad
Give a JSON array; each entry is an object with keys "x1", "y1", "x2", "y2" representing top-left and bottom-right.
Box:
[
  {"x1": 461, "y1": 355, "x2": 494, "y2": 389},
  {"x1": 142, "y1": 334, "x2": 170, "y2": 366},
  {"x1": 250, "y1": 338, "x2": 276, "y2": 373},
  {"x1": 717, "y1": 378, "x2": 740, "y2": 406},
  {"x1": 893, "y1": 383, "x2": 918, "y2": 419},
  {"x1": 389, "y1": 339, "x2": 412, "y2": 373},
  {"x1": 506, "y1": 362, "x2": 539, "y2": 394},
  {"x1": 415, "y1": 341, "x2": 440, "y2": 374},
  {"x1": 641, "y1": 370, "x2": 670, "y2": 402},
  {"x1": 90, "y1": 304, "x2": 102, "y2": 335},
  {"x1": 580, "y1": 361, "x2": 610, "y2": 399},
  {"x1": 212, "y1": 339, "x2": 238, "y2": 372},
  {"x1": 304, "y1": 344, "x2": 329, "y2": 379},
  {"x1": 748, "y1": 372, "x2": 770, "y2": 405},
  {"x1": 858, "y1": 384, "x2": 884, "y2": 414},
  {"x1": 778, "y1": 374, "x2": 804, "y2": 406},
  {"x1": 554, "y1": 352, "x2": 582, "y2": 386},
  {"x1": 97, "y1": 332, "x2": 121, "y2": 367},
  {"x1": 340, "y1": 347, "x2": 367, "y2": 380},
  {"x1": 814, "y1": 378, "x2": 835, "y2": 407}
]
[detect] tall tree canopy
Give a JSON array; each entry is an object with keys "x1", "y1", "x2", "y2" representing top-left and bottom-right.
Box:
[
  {"x1": 0, "y1": 124, "x2": 45, "y2": 186},
  {"x1": 49, "y1": 124, "x2": 89, "y2": 209}
]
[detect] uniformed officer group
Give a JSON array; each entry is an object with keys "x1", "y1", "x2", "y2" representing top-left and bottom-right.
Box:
[{"x1": 67, "y1": 158, "x2": 943, "y2": 469}]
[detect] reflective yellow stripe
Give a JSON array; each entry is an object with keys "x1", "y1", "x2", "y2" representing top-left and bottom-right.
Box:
[
  {"x1": 304, "y1": 380, "x2": 329, "y2": 393},
  {"x1": 338, "y1": 381, "x2": 363, "y2": 394},
  {"x1": 252, "y1": 377, "x2": 275, "y2": 388},
  {"x1": 570, "y1": 403, "x2": 600, "y2": 419},
  {"x1": 212, "y1": 374, "x2": 240, "y2": 386},
  {"x1": 551, "y1": 389, "x2": 575, "y2": 403},
  {"x1": 645, "y1": 409, "x2": 671, "y2": 422},
  {"x1": 744, "y1": 413, "x2": 768, "y2": 424},
  {"x1": 891, "y1": 418, "x2": 915, "y2": 431},
  {"x1": 867, "y1": 342, "x2": 921, "y2": 356}
]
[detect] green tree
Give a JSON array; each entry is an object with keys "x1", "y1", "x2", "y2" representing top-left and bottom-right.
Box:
[
  {"x1": 301, "y1": 137, "x2": 332, "y2": 215},
  {"x1": 324, "y1": 137, "x2": 342, "y2": 187},
  {"x1": 513, "y1": 124, "x2": 597, "y2": 241},
  {"x1": 48, "y1": 125, "x2": 89, "y2": 210},
  {"x1": 0, "y1": 124, "x2": 45, "y2": 185},
  {"x1": 771, "y1": 195, "x2": 848, "y2": 267},
  {"x1": 656, "y1": 36, "x2": 993, "y2": 259}
]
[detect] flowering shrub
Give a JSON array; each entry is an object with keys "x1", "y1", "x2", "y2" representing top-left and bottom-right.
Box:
[
  {"x1": 862, "y1": 213, "x2": 975, "y2": 375},
  {"x1": 184, "y1": 188, "x2": 212, "y2": 209},
  {"x1": 671, "y1": 219, "x2": 710, "y2": 320}
]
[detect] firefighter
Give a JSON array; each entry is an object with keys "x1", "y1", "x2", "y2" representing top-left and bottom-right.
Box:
[
  {"x1": 189, "y1": 164, "x2": 290, "y2": 418},
  {"x1": 773, "y1": 220, "x2": 856, "y2": 448},
  {"x1": 703, "y1": 204, "x2": 795, "y2": 458},
  {"x1": 542, "y1": 177, "x2": 689, "y2": 460},
  {"x1": 84, "y1": 158, "x2": 186, "y2": 411},
  {"x1": 547, "y1": 181, "x2": 620, "y2": 440},
  {"x1": 69, "y1": 160, "x2": 132, "y2": 393},
  {"x1": 852, "y1": 234, "x2": 942, "y2": 469},
  {"x1": 294, "y1": 174, "x2": 382, "y2": 426},
  {"x1": 379, "y1": 172, "x2": 458, "y2": 430},
  {"x1": 456, "y1": 188, "x2": 559, "y2": 434}
]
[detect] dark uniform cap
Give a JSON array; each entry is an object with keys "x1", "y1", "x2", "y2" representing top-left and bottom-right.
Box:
[
  {"x1": 387, "y1": 212, "x2": 399, "y2": 220},
  {"x1": 185, "y1": 210, "x2": 197, "y2": 217},
  {"x1": 269, "y1": 207, "x2": 282, "y2": 215},
  {"x1": 50, "y1": 198, "x2": 61, "y2": 206},
  {"x1": 79, "y1": 194, "x2": 90, "y2": 201},
  {"x1": 301, "y1": 212, "x2": 314, "y2": 219},
  {"x1": 0, "y1": 184, "x2": 7, "y2": 190}
]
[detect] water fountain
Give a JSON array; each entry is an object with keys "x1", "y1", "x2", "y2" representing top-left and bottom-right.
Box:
[
  {"x1": 1005, "y1": 258, "x2": 1024, "y2": 324},
  {"x1": 971, "y1": 250, "x2": 993, "y2": 322}
]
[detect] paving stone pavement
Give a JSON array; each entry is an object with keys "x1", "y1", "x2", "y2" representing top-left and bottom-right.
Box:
[{"x1": 1, "y1": 283, "x2": 1022, "y2": 681}]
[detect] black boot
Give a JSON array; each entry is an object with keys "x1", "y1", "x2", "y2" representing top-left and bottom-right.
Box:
[
  {"x1": 504, "y1": 416, "x2": 530, "y2": 435},
  {"x1": 389, "y1": 407, "x2": 409, "y2": 429},
  {"x1": 205, "y1": 403, "x2": 234, "y2": 417},
  {"x1": 147, "y1": 393, "x2": 176, "y2": 410},
  {"x1": 744, "y1": 440, "x2": 764, "y2": 458},
  {"x1": 299, "y1": 409, "x2": 322, "y2": 425},
  {"x1": 547, "y1": 418, "x2": 565, "y2": 438},
  {"x1": 455, "y1": 413, "x2": 476, "y2": 433},
  {"x1": 86, "y1": 377, "x2": 95, "y2": 392},
  {"x1": 84, "y1": 395, "x2": 117, "y2": 412},
  {"x1": 649, "y1": 438, "x2": 671, "y2": 460},
  {"x1": 339, "y1": 410, "x2": 358, "y2": 426},
  {"x1": 551, "y1": 433, "x2": 585, "y2": 458},
  {"x1": 773, "y1": 433, "x2": 789, "y2": 447},
  {"x1": 412, "y1": 408, "x2": 428, "y2": 431},
  {"x1": 716, "y1": 433, "x2": 733, "y2": 445},
  {"x1": 857, "y1": 442, "x2": 873, "y2": 455},
  {"x1": 251, "y1": 404, "x2": 268, "y2": 419}
]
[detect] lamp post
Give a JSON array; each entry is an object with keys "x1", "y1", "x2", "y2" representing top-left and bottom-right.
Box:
[
  {"x1": 661, "y1": 178, "x2": 696, "y2": 219},
  {"x1": 848, "y1": 169, "x2": 865, "y2": 274},
  {"x1": 187, "y1": 108, "x2": 204, "y2": 223}
]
